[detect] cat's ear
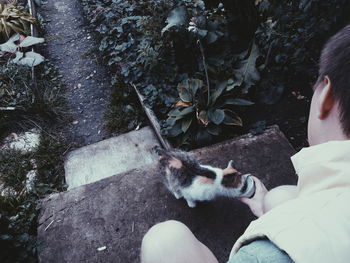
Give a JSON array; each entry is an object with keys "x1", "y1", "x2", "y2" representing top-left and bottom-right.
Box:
[
  {"x1": 168, "y1": 157, "x2": 183, "y2": 169},
  {"x1": 153, "y1": 146, "x2": 168, "y2": 160},
  {"x1": 223, "y1": 160, "x2": 238, "y2": 176}
]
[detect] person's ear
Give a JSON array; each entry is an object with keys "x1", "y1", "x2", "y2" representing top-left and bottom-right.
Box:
[{"x1": 318, "y1": 76, "x2": 336, "y2": 119}]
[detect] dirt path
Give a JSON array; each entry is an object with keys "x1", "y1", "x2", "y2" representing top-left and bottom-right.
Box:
[{"x1": 39, "y1": 0, "x2": 111, "y2": 146}]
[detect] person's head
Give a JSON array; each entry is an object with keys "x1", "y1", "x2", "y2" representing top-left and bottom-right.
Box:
[{"x1": 308, "y1": 24, "x2": 350, "y2": 146}]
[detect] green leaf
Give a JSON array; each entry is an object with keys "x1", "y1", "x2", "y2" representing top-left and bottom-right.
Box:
[
  {"x1": 13, "y1": 51, "x2": 44, "y2": 67},
  {"x1": 198, "y1": 110, "x2": 208, "y2": 125},
  {"x1": 188, "y1": 79, "x2": 202, "y2": 96},
  {"x1": 178, "y1": 106, "x2": 195, "y2": 116},
  {"x1": 181, "y1": 118, "x2": 193, "y2": 133},
  {"x1": 178, "y1": 87, "x2": 191, "y2": 103},
  {"x1": 166, "y1": 116, "x2": 177, "y2": 126},
  {"x1": 207, "y1": 125, "x2": 221, "y2": 136},
  {"x1": 226, "y1": 78, "x2": 241, "y2": 91},
  {"x1": 206, "y1": 31, "x2": 218, "y2": 44},
  {"x1": 225, "y1": 98, "x2": 254, "y2": 106},
  {"x1": 223, "y1": 110, "x2": 243, "y2": 126},
  {"x1": 161, "y1": 6, "x2": 188, "y2": 35},
  {"x1": 208, "y1": 109, "x2": 225, "y2": 125},
  {"x1": 234, "y1": 43, "x2": 260, "y2": 93},
  {"x1": 167, "y1": 122, "x2": 183, "y2": 137},
  {"x1": 12, "y1": 51, "x2": 23, "y2": 63},
  {"x1": 0, "y1": 33, "x2": 19, "y2": 53},
  {"x1": 195, "y1": 129, "x2": 212, "y2": 144},
  {"x1": 19, "y1": 36, "x2": 45, "y2": 47},
  {"x1": 210, "y1": 80, "x2": 227, "y2": 105},
  {"x1": 168, "y1": 108, "x2": 181, "y2": 117}
]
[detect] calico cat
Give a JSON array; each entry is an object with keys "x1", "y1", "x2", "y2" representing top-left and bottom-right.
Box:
[{"x1": 155, "y1": 147, "x2": 256, "y2": 208}]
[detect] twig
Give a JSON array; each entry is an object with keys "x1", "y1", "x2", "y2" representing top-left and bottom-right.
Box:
[
  {"x1": 197, "y1": 39, "x2": 210, "y2": 106},
  {"x1": 0, "y1": 107, "x2": 16, "y2": 111},
  {"x1": 22, "y1": 116, "x2": 58, "y2": 141},
  {"x1": 44, "y1": 220, "x2": 54, "y2": 231},
  {"x1": 132, "y1": 84, "x2": 172, "y2": 150},
  {"x1": 131, "y1": 221, "x2": 135, "y2": 233}
]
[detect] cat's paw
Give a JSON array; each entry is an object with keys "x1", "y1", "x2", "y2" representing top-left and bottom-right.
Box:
[
  {"x1": 186, "y1": 200, "x2": 196, "y2": 208},
  {"x1": 174, "y1": 192, "x2": 182, "y2": 199}
]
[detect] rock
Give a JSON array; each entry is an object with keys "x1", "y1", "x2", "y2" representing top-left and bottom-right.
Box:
[
  {"x1": 38, "y1": 126, "x2": 297, "y2": 263},
  {"x1": 64, "y1": 126, "x2": 160, "y2": 189},
  {"x1": 0, "y1": 182, "x2": 18, "y2": 197},
  {"x1": 25, "y1": 170, "x2": 38, "y2": 192},
  {"x1": 1, "y1": 129, "x2": 40, "y2": 153}
]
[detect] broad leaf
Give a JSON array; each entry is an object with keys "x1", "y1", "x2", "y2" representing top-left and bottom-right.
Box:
[
  {"x1": 207, "y1": 125, "x2": 221, "y2": 136},
  {"x1": 12, "y1": 51, "x2": 23, "y2": 63},
  {"x1": 208, "y1": 109, "x2": 225, "y2": 125},
  {"x1": 188, "y1": 79, "x2": 202, "y2": 96},
  {"x1": 206, "y1": 31, "x2": 218, "y2": 44},
  {"x1": 19, "y1": 36, "x2": 45, "y2": 47},
  {"x1": 168, "y1": 108, "x2": 181, "y2": 117},
  {"x1": 226, "y1": 78, "x2": 240, "y2": 91},
  {"x1": 13, "y1": 51, "x2": 44, "y2": 66},
  {"x1": 167, "y1": 122, "x2": 183, "y2": 137},
  {"x1": 166, "y1": 117, "x2": 177, "y2": 126},
  {"x1": 198, "y1": 110, "x2": 209, "y2": 125},
  {"x1": 223, "y1": 110, "x2": 242, "y2": 126},
  {"x1": 175, "y1": 100, "x2": 190, "y2": 107},
  {"x1": 178, "y1": 106, "x2": 195, "y2": 116},
  {"x1": 195, "y1": 129, "x2": 212, "y2": 145},
  {"x1": 210, "y1": 80, "x2": 227, "y2": 105},
  {"x1": 181, "y1": 118, "x2": 193, "y2": 133},
  {"x1": 225, "y1": 98, "x2": 254, "y2": 106},
  {"x1": 161, "y1": 6, "x2": 188, "y2": 35},
  {"x1": 178, "y1": 86, "x2": 191, "y2": 103},
  {"x1": 0, "y1": 34, "x2": 19, "y2": 53},
  {"x1": 234, "y1": 43, "x2": 260, "y2": 93}
]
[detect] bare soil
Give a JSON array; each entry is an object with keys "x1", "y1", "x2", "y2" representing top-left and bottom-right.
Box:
[{"x1": 39, "y1": 0, "x2": 112, "y2": 146}]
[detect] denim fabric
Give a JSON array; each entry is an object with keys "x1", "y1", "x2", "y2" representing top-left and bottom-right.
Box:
[{"x1": 227, "y1": 240, "x2": 294, "y2": 263}]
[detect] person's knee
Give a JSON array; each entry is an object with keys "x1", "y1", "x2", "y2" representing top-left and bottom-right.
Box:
[
  {"x1": 141, "y1": 220, "x2": 191, "y2": 262},
  {"x1": 142, "y1": 220, "x2": 189, "y2": 244}
]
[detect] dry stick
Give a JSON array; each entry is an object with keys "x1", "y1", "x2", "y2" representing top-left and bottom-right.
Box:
[
  {"x1": 132, "y1": 84, "x2": 172, "y2": 150},
  {"x1": 197, "y1": 39, "x2": 210, "y2": 106},
  {"x1": 0, "y1": 107, "x2": 16, "y2": 111}
]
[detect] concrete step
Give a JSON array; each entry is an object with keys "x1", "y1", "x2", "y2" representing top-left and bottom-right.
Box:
[
  {"x1": 65, "y1": 126, "x2": 160, "y2": 189},
  {"x1": 38, "y1": 126, "x2": 297, "y2": 263}
]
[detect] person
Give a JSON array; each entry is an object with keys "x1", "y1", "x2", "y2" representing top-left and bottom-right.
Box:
[{"x1": 140, "y1": 24, "x2": 350, "y2": 263}]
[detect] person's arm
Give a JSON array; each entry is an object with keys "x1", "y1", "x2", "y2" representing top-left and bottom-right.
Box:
[{"x1": 239, "y1": 177, "x2": 298, "y2": 217}]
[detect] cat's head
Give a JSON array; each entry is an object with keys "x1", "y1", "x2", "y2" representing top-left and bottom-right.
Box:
[{"x1": 222, "y1": 160, "x2": 256, "y2": 198}]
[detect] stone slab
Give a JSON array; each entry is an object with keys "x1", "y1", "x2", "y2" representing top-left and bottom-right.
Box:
[
  {"x1": 65, "y1": 126, "x2": 160, "y2": 189},
  {"x1": 38, "y1": 126, "x2": 297, "y2": 263}
]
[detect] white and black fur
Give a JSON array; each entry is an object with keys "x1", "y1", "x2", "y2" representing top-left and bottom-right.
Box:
[{"x1": 155, "y1": 147, "x2": 255, "y2": 208}]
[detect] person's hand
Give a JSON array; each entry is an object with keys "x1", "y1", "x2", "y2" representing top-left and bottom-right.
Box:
[{"x1": 238, "y1": 176, "x2": 268, "y2": 217}]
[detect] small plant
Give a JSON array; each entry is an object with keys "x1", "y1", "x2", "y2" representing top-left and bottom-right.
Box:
[
  {"x1": 163, "y1": 78, "x2": 253, "y2": 145},
  {"x1": 0, "y1": 3, "x2": 35, "y2": 39},
  {"x1": 0, "y1": 33, "x2": 45, "y2": 67}
]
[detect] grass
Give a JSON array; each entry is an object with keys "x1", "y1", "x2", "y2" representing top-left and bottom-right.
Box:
[
  {"x1": 0, "y1": 60, "x2": 71, "y2": 262},
  {"x1": 0, "y1": 61, "x2": 69, "y2": 139},
  {"x1": 104, "y1": 79, "x2": 146, "y2": 136}
]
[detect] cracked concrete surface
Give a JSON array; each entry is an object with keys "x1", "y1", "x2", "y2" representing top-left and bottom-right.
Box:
[{"x1": 40, "y1": 0, "x2": 111, "y2": 146}]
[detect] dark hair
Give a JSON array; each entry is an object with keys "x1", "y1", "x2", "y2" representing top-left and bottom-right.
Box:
[{"x1": 317, "y1": 24, "x2": 350, "y2": 136}]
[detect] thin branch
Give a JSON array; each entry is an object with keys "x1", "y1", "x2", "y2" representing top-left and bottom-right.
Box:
[
  {"x1": 132, "y1": 84, "x2": 172, "y2": 150},
  {"x1": 0, "y1": 107, "x2": 16, "y2": 111},
  {"x1": 197, "y1": 39, "x2": 210, "y2": 106}
]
